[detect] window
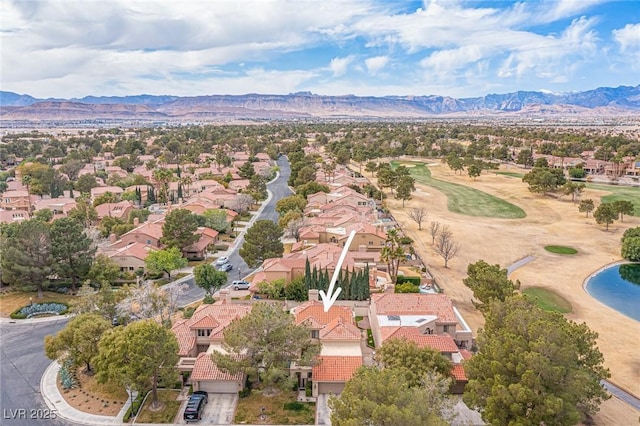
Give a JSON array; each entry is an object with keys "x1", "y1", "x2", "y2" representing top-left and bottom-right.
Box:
[
  {"x1": 311, "y1": 330, "x2": 319, "y2": 339},
  {"x1": 425, "y1": 328, "x2": 433, "y2": 335},
  {"x1": 368, "y1": 241, "x2": 373, "y2": 246},
  {"x1": 197, "y1": 329, "x2": 212, "y2": 337},
  {"x1": 443, "y1": 325, "x2": 451, "y2": 333}
]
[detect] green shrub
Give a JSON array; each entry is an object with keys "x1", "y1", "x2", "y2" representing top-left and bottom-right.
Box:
[
  {"x1": 183, "y1": 307, "x2": 196, "y2": 318},
  {"x1": 284, "y1": 402, "x2": 306, "y2": 411},
  {"x1": 305, "y1": 381, "x2": 312, "y2": 397},
  {"x1": 399, "y1": 236, "x2": 414, "y2": 245},
  {"x1": 203, "y1": 295, "x2": 214, "y2": 304},
  {"x1": 123, "y1": 391, "x2": 146, "y2": 422},
  {"x1": 366, "y1": 329, "x2": 375, "y2": 348},
  {"x1": 395, "y1": 275, "x2": 421, "y2": 286},
  {"x1": 395, "y1": 283, "x2": 420, "y2": 293}
]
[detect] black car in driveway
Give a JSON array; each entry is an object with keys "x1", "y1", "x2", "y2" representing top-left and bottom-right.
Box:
[{"x1": 184, "y1": 391, "x2": 208, "y2": 423}]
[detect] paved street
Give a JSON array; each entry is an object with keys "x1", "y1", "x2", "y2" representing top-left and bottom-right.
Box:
[
  {"x1": 176, "y1": 156, "x2": 292, "y2": 306},
  {"x1": 0, "y1": 318, "x2": 69, "y2": 426}
]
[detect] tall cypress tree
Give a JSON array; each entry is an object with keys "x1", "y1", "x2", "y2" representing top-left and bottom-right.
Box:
[{"x1": 305, "y1": 258, "x2": 311, "y2": 290}]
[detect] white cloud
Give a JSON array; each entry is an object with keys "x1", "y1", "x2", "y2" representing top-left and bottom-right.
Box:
[
  {"x1": 613, "y1": 23, "x2": 640, "y2": 52},
  {"x1": 329, "y1": 56, "x2": 354, "y2": 77},
  {"x1": 364, "y1": 56, "x2": 389, "y2": 74}
]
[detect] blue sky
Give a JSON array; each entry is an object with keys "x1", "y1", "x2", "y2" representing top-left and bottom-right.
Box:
[{"x1": 1, "y1": 0, "x2": 638, "y2": 98}]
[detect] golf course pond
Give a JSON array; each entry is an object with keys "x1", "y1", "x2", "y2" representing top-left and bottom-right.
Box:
[{"x1": 585, "y1": 263, "x2": 640, "y2": 322}]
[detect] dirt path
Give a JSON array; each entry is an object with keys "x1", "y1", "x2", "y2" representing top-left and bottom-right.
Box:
[{"x1": 374, "y1": 158, "x2": 640, "y2": 423}]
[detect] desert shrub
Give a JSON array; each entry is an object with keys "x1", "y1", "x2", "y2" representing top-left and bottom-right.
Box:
[{"x1": 11, "y1": 302, "x2": 69, "y2": 319}]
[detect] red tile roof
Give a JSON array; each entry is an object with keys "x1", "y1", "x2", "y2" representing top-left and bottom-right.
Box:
[
  {"x1": 320, "y1": 317, "x2": 361, "y2": 341},
  {"x1": 190, "y1": 352, "x2": 244, "y2": 382},
  {"x1": 171, "y1": 319, "x2": 197, "y2": 356},
  {"x1": 385, "y1": 327, "x2": 459, "y2": 353},
  {"x1": 451, "y1": 364, "x2": 467, "y2": 382},
  {"x1": 371, "y1": 293, "x2": 457, "y2": 323},
  {"x1": 294, "y1": 301, "x2": 352, "y2": 327},
  {"x1": 312, "y1": 356, "x2": 362, "y2": 382}
]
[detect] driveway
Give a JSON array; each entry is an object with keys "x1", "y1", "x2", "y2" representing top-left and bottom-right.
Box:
[
  {"x1": 316, "y1": 393, "x2": 333, "y2": 425},
  {"x1": 177, "y1": 393, "x2": 237, "y2": 425}
]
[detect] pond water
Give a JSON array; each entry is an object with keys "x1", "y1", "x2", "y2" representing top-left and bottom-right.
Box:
[{"x1": 585, "y1": 263, "x2": 640, "y2": 322}]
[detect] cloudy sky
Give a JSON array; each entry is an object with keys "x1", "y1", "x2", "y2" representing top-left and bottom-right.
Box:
[{"x1": 1, "y1": 0, "x2": 639, "y2": 99}]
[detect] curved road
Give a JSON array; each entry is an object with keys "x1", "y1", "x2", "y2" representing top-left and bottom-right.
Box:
[
  {"x1": 0, "y1": 317, "x2": 69, "y2": 426},
  {"x1": 175, "y1": 155, "x2": 293, "y2": 306},
  {"x1": 0, "y1": 156, "x2": 293, "y2": 425}
]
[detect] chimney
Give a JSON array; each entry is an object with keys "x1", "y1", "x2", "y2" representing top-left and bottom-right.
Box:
[
  {"x1": 219, "y1": 288, "x2": 231, "y2": 303},
  {"x1": 133, "y1": 217, "x2": 139, "y2": 226},
  {"x1": 308, "y1": 289, "x2": 320, "y2": 301},
  {"x1": 109, "y1": 233, "x2": 117, "y2": 243}
]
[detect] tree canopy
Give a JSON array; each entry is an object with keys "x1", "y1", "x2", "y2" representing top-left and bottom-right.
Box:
[
  {"x1": 45, "y1": 313, "x2": 112, "y2": 374},
  {"x1": 0, "y1": 219, "x2": 52, "y2": 297},
  {"x1": 161, "y1": 208, "x2": 199, "y2": 249},
  {"x1": 463, "y1": 260, "x2": 519, "y2": 309},
  {"x1": 145, "y1": 247, "x2": 187, "y2": 279},
  {"x1": 50, "y1": 217, "x2": 95, "y2": 292},
  {"x1": 329, "y1": 366, "x2": 453, "y2": 426},
  {"x1": 194, "y1": 263, "x2": 227, "y2": 296},
  {"x1": 463, "y1": 296, "x2": 610, "y2": 426},
  {"x1": 239, "y1": 220, "x2": 284, "y2": 268},
  {"x1": 94, "y1": 319, "x2": 179, "y2": 410},
  {"x1": 522, "y1": 166, "x2": 566, "y2": 194},
  {"x1": 376, "y1": 338, "x2": 452, "y2": 387},
  {"x1": 594, "y1": 202, "x2": 617, "y2": 230},
  {"x1": 212, "y1": 302, "x2": 320, "y2": 392}
]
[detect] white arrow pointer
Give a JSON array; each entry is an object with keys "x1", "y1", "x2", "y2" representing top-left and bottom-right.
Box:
[{"x1": 319, "y1": 229, "x2": 357, "y2": 312}]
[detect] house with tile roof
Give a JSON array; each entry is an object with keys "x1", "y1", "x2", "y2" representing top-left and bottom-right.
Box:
[
  {"x1": 0, "y1": 209, "x2": 30, "y2": 224},
  {"x1": 291, "y1": 298, "x2": 363, "y2": 396},
  {"x1": 368, "y1": 293, "x2": 473, "y2": 393},
  {"x1": 34, "y1": 197, "x2": 77, "y2": 220},
  {"x1": 95, "y1": 201, "x2": 135, "y2": 221},
  {"x1": 172, "y1": 298, "x2": 252, "y2": 393},
  {"x1": 105, "y1": 242, "x2": 157, "y2": 273}
]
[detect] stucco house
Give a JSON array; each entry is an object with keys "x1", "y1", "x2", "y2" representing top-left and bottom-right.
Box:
[
  {"x1": 291, "y1": 298, "x2": 363, "y2": 396},
  {"x1": 368, "y1": 293, "x2": 473, "y2": 393},
  {"x1": 172, "y1": 297, "x2": 252, "y2": 393}
]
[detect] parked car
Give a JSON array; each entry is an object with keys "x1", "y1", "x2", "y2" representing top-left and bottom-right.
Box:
[
  {"x1": 214, "y1": 256, "x2": 229, "y2": 266},
  {"x1": 184, "y1": 391, "x2": 208, "y2": 423},
  {"x1": 232, "y1": 280, "x2": 250, "y2": 290},
  {"x1": 217, "y1": 263, "x2": 233, "y2": 272}
]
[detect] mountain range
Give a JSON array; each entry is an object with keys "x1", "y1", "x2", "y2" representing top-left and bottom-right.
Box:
[{"x1": 1, "y1": 85, "x2": 639, "y2": 121}]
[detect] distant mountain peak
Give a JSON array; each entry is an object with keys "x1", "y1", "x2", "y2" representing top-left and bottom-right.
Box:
[{"x1": 1, "y1": 84, "x2": 638, "y2": 121}]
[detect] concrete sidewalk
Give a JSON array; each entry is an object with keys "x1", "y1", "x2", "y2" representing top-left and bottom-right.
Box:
[{"x1": 40, "y1": 361, "x2": 130, "y2": 426}]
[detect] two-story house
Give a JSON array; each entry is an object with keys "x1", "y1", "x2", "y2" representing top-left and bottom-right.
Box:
[
  {"x1": 172, "y1": 298, "x2": 252, "y2": 393},
  {"x1": 291, "y1": 298, "x2": 363, "y2": 397},
  {"x1": 368, "y1": 293, "x2": 473, "y2": 393}
]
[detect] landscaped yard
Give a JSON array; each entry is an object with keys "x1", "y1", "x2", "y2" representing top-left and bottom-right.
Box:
[
  {"x1": 135, "y1": 389, "x2": 182, "y2": 424},
  {"x1": 57, "y1": 368, "x2": 127, "y2": 416},
  {"x1": 586, "y1": 183, "x2": 640, "y2": 216},
  {"x1": 0, "y1": 291, "x2": 77, "y2": 317},
  {"x1": 392, "y1": 161, "x2": 526, "y2": 219},
  {"x1": 235, "y1": 389, "x2": 315, "y2": 425},
  {"x1": 522, "y1": 287, "x2": 572, "y2": 313}
]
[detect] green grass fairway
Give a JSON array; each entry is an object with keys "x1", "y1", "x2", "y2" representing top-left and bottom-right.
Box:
[
  {"x1": 586, "y1": 183, "x2": 640, "y2": 216},
  {"x1": 495, "y1": 171, "x2": 525, "y2": 178},
  {"x1": 392, "y1": 161, "x2": 526, "y2": 219},
  {"x1": 544, "y1": 245, "x2": 578, "y2": 255},
  {"x1": 522, "y1": 287, "x2": 572, "y2": 313}
]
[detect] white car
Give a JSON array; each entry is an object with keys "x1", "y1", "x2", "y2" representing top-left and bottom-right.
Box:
[
  {"x1": 232, "y1": 280, "x2": 250, "y2": 290},
  {"x1": 214, "y1": 256, "x2": 229, "y2": 266}
]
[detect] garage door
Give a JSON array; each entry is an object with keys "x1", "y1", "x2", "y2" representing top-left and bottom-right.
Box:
[
  {"x1": 317, "y1": 382, "x2": 344, "y2": 395},
  {"x1": 198, "y1": 380, "x2": 240, "y2": 393}
]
